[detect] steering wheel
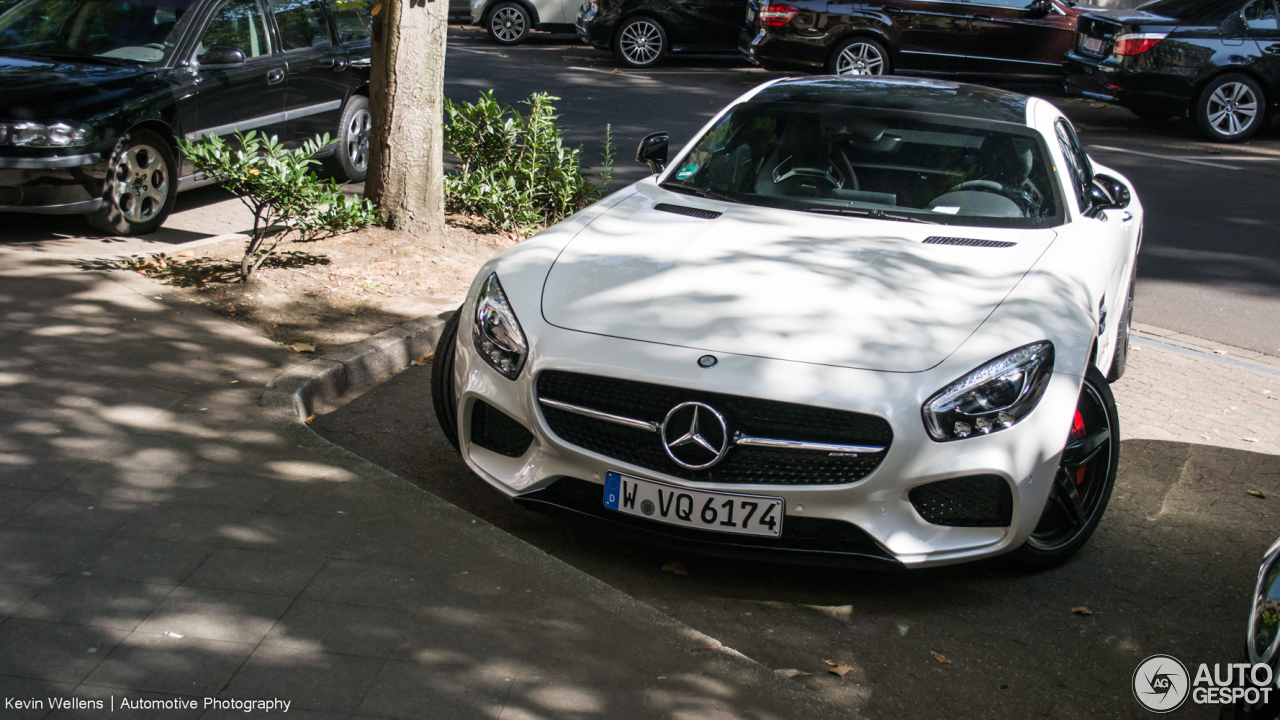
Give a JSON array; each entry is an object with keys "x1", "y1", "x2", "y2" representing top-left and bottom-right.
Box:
[
  {"x1": 772, "y1": 156, "x2": 845, "y2": 189},
  {"x1": 951, "y1": 180, "x2": 1005, "y2": 194},
  {"x1": 951, "y1": 180, "x2": 1038, "y2": 216}
]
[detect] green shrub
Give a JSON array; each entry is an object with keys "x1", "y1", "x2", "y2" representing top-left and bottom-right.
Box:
[
  {"x1": 177, "y1": 131, "x2": 379, "y2": 281},
  {"x1": 443, "y1": 91, "x2": 613, "y2": 235}
]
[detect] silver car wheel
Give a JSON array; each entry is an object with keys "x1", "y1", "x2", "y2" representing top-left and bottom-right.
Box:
[
  {"x1": 835, "y1": 42, "x2": 885, "y2": 76},
  {"x1": 619, "y1": 20, "x2": 662, "y2": 66},
  {"x1": 108, "y1": 144, "x2": 168, "y2": 224},
  {"x1": 490, "y1": 6, "x2": 526, "y2": 42},
  {"x1": 345, "y1": 107, "x2": 372, "y2": 174},
  {"x1": 1206, "y1": 81, "x2": 1258, "y2": 137}
]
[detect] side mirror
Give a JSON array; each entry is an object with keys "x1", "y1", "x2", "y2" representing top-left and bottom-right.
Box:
[
  {"x1": 1085, "y1": 173, "x2": 1130, "y2": 217},
  {"x1": 1026, "y1": 0, "x2": 1052, "y2": 16},
  {"x1": 636, "y1": 132, "x2": 668, "y2": 174},
  {"x1": 198, "y1": 45, "x2": 246, "y2": 68}
]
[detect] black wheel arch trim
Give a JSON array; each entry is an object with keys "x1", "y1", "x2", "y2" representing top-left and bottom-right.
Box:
[
  {"x1": 829, "y1": 28, "x2": 895, "y2": 63},
  {"x1": 1193, "y1": 66, "x2": 1274, "y2": 115}
]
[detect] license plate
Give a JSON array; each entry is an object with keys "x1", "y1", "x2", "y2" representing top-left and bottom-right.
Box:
[
  {"x1": 746, "y1": 7, "x2": 755, "y2": 22},
  {"x1": 1082, "y1": 36, "x2": 1104, "y2": 54},
  {"x1": 603, "y1": 471, "x2": 783, "y2": 538}
]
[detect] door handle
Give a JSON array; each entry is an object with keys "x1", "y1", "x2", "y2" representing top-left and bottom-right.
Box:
[
  {"x1": 1266, "y1": 43, "x2": 1280, "y2": 54},
  {"x1": 331, "y1": 57, "x2": 348, "y2": 71},
  {"x1": 883, "y1": 5, "x2": 905, "y2": 13},
  {"x1": 973, "y1": 13, "x2": 993, "y2": 20},
  {"x1": 266, "y1": 68, "x2": 284, "y2": 85}
]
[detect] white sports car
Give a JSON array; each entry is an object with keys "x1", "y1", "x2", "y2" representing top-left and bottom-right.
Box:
[{"x1": 433, "y1": 76, "x2": 1142, "y2": 569}]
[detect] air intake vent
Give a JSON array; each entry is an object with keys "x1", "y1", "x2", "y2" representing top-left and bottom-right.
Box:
[
  {"x1": 470, "y1": 400, "x2": 533, "y2": 458},
  {"x1": 655, "y1": 203, "x2": 722, "y2": 220},
  {"x1": 923, "y1": 236, "x2": 1016, "y2": 248},
  {"x1": 908, "y1": 475, "x2": 1013, "y2": 527}
]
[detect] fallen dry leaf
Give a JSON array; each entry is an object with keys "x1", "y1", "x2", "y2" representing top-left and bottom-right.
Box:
[
  {"x1": 822, "y1": 660, "x2": 838, "y2": 667},
  {"x1": 411, "y1": 352, "x2": 435, "y2": 366},
  {"x1": 775, "y1": 669, "x2": 804, "y2": 678},
  {"x1": 1248, "y1": 490, "x2": 1266, "y2": 499},
  {"x1": 661, "y1": 561, "x2": 687, "y2": 576},
  {"x1": 176, "y1": 251, "x2": 193, "y2": 257},
  {"x1": 305, "y1": 414, "x2": 316, "y2": 425},
  {"x1": 828, "y1": 664, "x2": 853, "y2": 679},
  {"x1": 931, "y1": 652, "x2": 952, "y2": 665},
  {"x1": 1244, "y1": 438, "x2": 1259, "y2": 443},
  {"x1": 1071, "y1": 606, "x2": 1093, "y2": 615},
  {"x1": 1213, "y1": 349, "x2": 1228, "y2": 355},
  {"x1": 229, "y1": 380, "x2": 238, "y2": 384},
  {"x1": 288, "y1": 342, "x2": 316, "y2": 353}
]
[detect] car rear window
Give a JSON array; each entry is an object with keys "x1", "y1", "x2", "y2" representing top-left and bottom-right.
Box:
[{"x1": 661, "y1": 100, "x2": 1063, "y2": 229}]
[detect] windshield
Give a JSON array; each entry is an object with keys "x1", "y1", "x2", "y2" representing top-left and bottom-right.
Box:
[
  {"x1": 0, "y1": 0, "x2": 198, "y2": 65},
  {"x1": 661, "y1": 101, "x2": 1062, "y2": 228}
]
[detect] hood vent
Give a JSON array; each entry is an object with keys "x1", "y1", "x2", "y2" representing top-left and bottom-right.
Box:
[
  {"x1": 655, "y1": 203, "x2": 722, "y2": 220},
  {"x1": 923, "y1": 236, "x2": 1016, "y2": 248}
]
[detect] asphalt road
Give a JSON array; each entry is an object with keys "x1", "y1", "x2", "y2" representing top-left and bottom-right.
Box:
[{"x1": 443, "y1": 26, "x2": 1280, "y2": 357}]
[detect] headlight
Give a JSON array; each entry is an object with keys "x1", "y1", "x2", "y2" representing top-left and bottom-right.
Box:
[
  {"x1": 472, "y1": 273, "x2": 528, "y2": 380},
  {"x1": 1249, "y1": 545, "x2": 1280, "y2": 665},
  {"x1": 922, "y1": 341, "x2": 1054, "y2": 441},
  {"x1": 0, "y1": 121, "x2": 93, "y2": 148}
]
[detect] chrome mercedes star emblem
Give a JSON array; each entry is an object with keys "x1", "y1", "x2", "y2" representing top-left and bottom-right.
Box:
[{"x1": 661, "y1": 401, "x2": 729, "y2": 469}]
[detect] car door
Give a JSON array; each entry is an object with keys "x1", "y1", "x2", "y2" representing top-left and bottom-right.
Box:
[
  {"x1": 667, "y1": 0, "x2": 747, "y2": 49},
  {"x1": 266, "y1": 0, "x2": 350, "y2": 147},
  {"x1": 190, "y1": 0, "x2": 288, "y2": 142},
  {"x1": 863, "y1": 0, "x2": 974, "y2": 73},
  {"x1": 1244, "y1": 0, "x2": 1280, "y2": 88},
  {"x1": 963, "y1": 0, "x2": 1074, "y2": 76}
]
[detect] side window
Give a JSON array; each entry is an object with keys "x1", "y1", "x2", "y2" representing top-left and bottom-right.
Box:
[
  {"x1": 266, "y1": 0, "x2": 332, "y2": 51},
  {"x1": 964, "y1": 0, "x2": 1035, "y2": 8},
  {"x1": 325, "y1": 0, "x2": 372, "y2": 42},
  {"x1": 198, "y1": 0, "x2": 270, "y2": 58},
  {"x1": 1244, "y1": 0, "x2": 1278, "y2": 30},
  {"x1": 1054, "y1": 119, "x2": 1093, "y2": 213}
]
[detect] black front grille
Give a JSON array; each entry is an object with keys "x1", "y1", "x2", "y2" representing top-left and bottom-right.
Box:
[
  {"x1": 908, "y1": 475, "x2": 1013, "y2": 527},
  {"x1": 470, "y1": 400, "x2": 534, "y2": 458},
  {"x1": 536, "y1": 371, "x2": 892, "y2": 485},
  {"x1": 655, "y1": 203, "x2": 722, "y2": 220},
  {"x1": 923, "y1": 236, "x2": 1016, "y2": 248}
]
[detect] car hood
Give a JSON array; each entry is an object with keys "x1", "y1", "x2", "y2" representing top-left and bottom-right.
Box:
[
  {"x1": 0, "y1": 54, "x2": 155, "y2": 122},
  {"x1": 541, "y1": 189, "x2": 1058, "y2": 373}
]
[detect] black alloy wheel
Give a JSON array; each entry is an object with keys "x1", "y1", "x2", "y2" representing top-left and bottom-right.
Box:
[
  {"x1": 431, "y1": 305, "x2": 463, "y2": 450},
  {"x1": 614, "y1": 17, "x2": 667, "y2": 68},
  {"x1": 1195, "y1": 73, "x2": 1265, "y2": 143},
  {"x1": 827, "y1": 37, "x2": 889, "y2": 76},
  {"x1": 325, "y1": 95, "x2": 371, "y2": 183},
  {"x1": 487, "y1": 2, "x2": 530, "y2": 45},
  {"x1": 86, "y1": 128, "x2": 177, "y2": 236},
  {"x1": 1011, "y1": 364, "x2": 1119, "y2": 570}
]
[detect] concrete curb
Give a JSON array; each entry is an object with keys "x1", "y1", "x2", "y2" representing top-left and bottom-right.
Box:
[{"x1": 260, "y1": 314, "x2": 861, "y2": 720}]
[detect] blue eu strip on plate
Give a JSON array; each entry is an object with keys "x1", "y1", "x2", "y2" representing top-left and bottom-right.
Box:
[{"x1": 603, "y1": 471, "x2": 621, "y2": 510}]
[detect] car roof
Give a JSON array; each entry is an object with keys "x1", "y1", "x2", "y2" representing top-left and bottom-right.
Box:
[{"x1": 751, "y1": 77, "x2": 1031, "y2": 126}]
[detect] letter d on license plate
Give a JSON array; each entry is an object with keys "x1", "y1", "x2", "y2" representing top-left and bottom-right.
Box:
[{"x1": 603, "y1": 471, "x2": 783, "y2": 537}]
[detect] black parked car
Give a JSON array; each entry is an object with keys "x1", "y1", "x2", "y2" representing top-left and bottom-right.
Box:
[
  {"x1": 1065, "y1": 0, "x2": 1280, "y2": 141},
  {"x1": 576, "y1": 0, "x2": 746, "y2": 67},
  {"x1": 0, "y1": 0, "x2": 373, "y2": 235},
  {"x1": 740, "y1": 0, "x2": 1090, "y2": 79}
]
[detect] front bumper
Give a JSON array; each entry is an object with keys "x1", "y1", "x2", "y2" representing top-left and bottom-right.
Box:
[
  {"x1": 450, "y1": 301, "x2": 1083, "y2": 569},
  {"x1": 0, "y1": 152, "x2": 108, "y2": 214}
]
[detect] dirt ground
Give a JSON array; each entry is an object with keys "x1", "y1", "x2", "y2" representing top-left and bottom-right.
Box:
[{"x1": 119, "y1": 217, "x2": 514, "y2": 353}]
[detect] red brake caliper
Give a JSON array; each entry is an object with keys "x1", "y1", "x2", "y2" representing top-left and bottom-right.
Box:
[{"x1": 1070, "y1": 409, "x2": 1087, "y2": 486}]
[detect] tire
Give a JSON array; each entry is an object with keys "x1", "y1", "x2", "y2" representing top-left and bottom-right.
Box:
[
  {"x1": 86, "y1": 128, "x2": 177, "y2": 236},
  {"x1": 1195, "y1": 73, "x2": 1265, "y2": 142},
  {"x1": 614, "y1": 17, "x2": 667, "y2": 68},
  {"x1": 1106, "y1": 268, "x2": 1136, "y2": 383},
  {"x1": 431, "y1": 306, "x2": 463, "y2": 451},
  {"x1": 1009, "y1": 364, "x2": 1120, "y2": 570},
  {"x1": 324, "y1": 95, "x2": 371, "y2": 183},
  {"x1": 827, "y1": 37, "x2": 890, "y2": 76},
  {"x1": 487, "y1": 2, "x2": 530, "y2": 45}
]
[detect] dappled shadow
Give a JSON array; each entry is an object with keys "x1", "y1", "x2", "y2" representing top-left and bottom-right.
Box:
[
  {"x1": 0, "y1": 256, "x2": 824, "y2": 719},
  {"x1": 320, "y1": 352, "x2": 1280, "y2": 718}
]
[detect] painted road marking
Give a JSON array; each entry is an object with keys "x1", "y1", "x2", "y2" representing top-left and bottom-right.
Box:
[{"x1": 1090, "y1": 145, "x2": 1243, "y2": 170}]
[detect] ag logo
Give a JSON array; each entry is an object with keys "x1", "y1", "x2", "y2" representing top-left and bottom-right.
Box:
[{"x1": 1133, "y1": 654, "x2": 1189, "y2": 713}]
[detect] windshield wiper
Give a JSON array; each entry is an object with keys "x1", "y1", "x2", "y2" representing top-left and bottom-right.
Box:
[
  {"x1": 806, "y1": 206, "x2": 940, "y2": 224},
  {"x1": 661, "y1": 184, "x2": 735, "y2": 203}
]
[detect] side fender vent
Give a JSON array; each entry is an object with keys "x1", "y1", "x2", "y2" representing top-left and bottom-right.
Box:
[
  {"x1": 923, "y1": 236, "x2": 1016, "y2": 248},
  {"x1": 655, "y1": 203, "x2": 722, "y2": 220}
]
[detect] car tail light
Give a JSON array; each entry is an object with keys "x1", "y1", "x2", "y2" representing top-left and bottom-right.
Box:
[
  {"x1": 1111, "y1": 33, "x2": 1167, "y2": 56},
  {"x1": 756, "y1": 2, "x2": 799, "y2": 26}
]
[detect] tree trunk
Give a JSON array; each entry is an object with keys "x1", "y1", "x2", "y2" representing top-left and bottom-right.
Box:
[{"x1": 367, "y1": 0, "x2": 448, "y2": 234}]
